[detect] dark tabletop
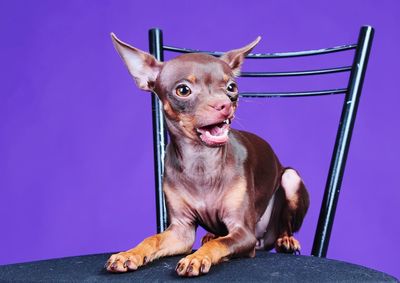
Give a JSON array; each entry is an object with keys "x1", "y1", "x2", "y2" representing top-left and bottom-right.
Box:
[{"x1": 0, "y1": 251, "x2": 397, "y2": 282}]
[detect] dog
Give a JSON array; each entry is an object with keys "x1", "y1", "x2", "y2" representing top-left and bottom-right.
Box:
[{"x1": 105, "y1": 33, "x2": 310, "y2": 277}]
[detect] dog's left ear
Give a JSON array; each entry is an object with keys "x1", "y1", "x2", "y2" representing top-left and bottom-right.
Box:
[
  {"x1": 111, "y1": 33, "x2": 162, "y2": 91},
  {"x1": 220, "y1": 36, "x2": 261, "y2": 76}
]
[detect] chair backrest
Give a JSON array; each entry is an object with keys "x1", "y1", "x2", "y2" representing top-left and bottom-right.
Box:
[{"x1": 147, "y1": 26, "x2": 374, "y2": 258}]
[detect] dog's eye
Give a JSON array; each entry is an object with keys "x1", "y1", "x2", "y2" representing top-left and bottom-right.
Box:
[
  {"x1": 175, "y1": 84, "x2": 192, "y2": 97},
  {"x1": 227, "y1": 82, "x2": 238, "y2": 93}
]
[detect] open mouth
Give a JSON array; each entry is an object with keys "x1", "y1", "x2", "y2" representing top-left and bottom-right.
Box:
[{"x1": 196, "y1": 119, "x2": 231, "y2": 146}]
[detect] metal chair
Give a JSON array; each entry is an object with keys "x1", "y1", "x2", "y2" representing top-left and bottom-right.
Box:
[{"x1": 148, "y1": 26, "x2": 374, "y2": 258}]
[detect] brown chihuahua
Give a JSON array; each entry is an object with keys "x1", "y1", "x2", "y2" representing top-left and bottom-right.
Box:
[{"x1": 106, "y1": 33, "x2": 309, "y2": 277}]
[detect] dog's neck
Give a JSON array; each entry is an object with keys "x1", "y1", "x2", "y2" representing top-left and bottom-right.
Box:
[{"x1": 165, "y1": 119, "x2": 229, "y2": 178}]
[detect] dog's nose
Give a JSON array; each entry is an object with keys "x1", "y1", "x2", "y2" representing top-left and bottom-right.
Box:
[{"x1": 210, "y1": 100, "x2": 232, "y2": 116}]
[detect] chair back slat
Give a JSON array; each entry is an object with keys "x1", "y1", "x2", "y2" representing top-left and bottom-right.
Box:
[
  {"x1": 240, "y1": 88, "x2": 348, "y2": 98},
  {"x1": 240, "y1": 66, "x2": 352, "y2": 78},
  {"x1": 163, "y1": 44, "x2": 357, "y2": 58}
]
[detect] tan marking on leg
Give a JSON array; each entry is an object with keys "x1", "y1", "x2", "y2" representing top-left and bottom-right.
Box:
[
  {"x1": 177, "y1": 225, "x2": 256, "y2": 276},
  {"x1": 106, "y1": 226, "x2": 194, "y2": 273},
  {"x1": 176, "y1": 239, "x2": 230, "y2": 277}
]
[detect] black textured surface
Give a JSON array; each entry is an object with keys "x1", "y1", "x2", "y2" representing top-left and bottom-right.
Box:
[{"x1": 0, "y1": 251, "x2": 397, "y2": 282}]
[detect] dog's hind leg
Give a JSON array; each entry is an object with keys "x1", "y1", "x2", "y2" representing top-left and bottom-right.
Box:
[{"x1": 274, "y1": 168, "x2": 309, "y2": 254}]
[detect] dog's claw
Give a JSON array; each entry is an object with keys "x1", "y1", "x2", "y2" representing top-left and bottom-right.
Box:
[
  {"x1": 106, "y1": 252, "x2": 143, "y2": 273},
  {"x1": 200, "y1": 263, "x2": 205, "y2": 274},
  {"x1": 125, "y1": 259, "x2": 139, "y2": 270},
  {"x1": 187, "y1": 264, "x2": 193, "y2": 274},
  {"x1": 176, "y1": 254, "x2": 211, "y2": 277},
  {"x1": 111, "y1": 262, "x2": 118, "y2": 271}
]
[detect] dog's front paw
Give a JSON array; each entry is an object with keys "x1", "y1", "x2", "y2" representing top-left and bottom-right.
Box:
[
  {"x1": 105, "y1": 252, "x2": 146, "y2": 273},
  {"x1": 275, "y1": 235, "x2": 301, "y2": 255},
  {"x1": 176, "y1": 253, "x2": 212, "y2": 277}
]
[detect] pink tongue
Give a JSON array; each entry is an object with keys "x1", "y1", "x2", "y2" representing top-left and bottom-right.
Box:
[
  {"x1": 210, "y1": 125, "x2": 224, "y2": 136},
  {"x1": 200, "y1": 131, "x2": 228, "y2": 145},
  {"x1": 198, "y1": 124, "x2": 229, "y2": 146}
]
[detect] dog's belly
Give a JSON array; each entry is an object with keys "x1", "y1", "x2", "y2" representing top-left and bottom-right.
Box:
[{"x1": 255, "y1": 193, "x2": 276, "y2": 249}]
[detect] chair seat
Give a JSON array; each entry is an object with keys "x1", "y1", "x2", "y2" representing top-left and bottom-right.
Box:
[{"x1": 0, "y1": 251, "x2": 397, "y2": 282}]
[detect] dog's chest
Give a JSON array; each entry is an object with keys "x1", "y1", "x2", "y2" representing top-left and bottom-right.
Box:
[
  {"x1": 191, "y1": 194, "x2": 230, "y2": 235},
  {"x1": 177, "y1": 149, "x2": 233, "y2": 187},
  {"x1": 165, "y1": 140, "x2": 249, "y2": 234},
  {"x1": 172, "y1": 175, "x2": 247, "y2": 235}
]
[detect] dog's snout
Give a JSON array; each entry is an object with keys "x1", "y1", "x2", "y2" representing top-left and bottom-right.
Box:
[
  {"x1": 210, "y1": 100, "x2": 232, "y2": 116},
  {"x1": 214, "y1": 101, "x2": 230, "y2": 111}
]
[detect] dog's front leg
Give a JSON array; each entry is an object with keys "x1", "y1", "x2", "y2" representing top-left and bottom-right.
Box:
[
  {"x1": 176, "y1": 226, "x2": 256, "y2": 277},
  {"x1": 106, "y1": 224, "x2": 195, "y2": 273}
]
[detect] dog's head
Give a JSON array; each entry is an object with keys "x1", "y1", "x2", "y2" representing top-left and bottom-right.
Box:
[{"x1": 111, "y1": 33, "x2": 260, "y2": 147}]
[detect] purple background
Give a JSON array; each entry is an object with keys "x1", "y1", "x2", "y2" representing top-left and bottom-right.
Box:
[{"x1": 1, "y1": 0, "x2": 399, "y2": 278}]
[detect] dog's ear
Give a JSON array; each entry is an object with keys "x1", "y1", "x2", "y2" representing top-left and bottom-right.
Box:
[
  {"x1": 220, "y1": 36, "x2": 261, "y2": 76},
  {"x1": 111, "y1": 33, "x2": 162, "y2": 91}
]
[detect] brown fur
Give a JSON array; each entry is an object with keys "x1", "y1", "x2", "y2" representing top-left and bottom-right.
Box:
[{"x1": 106, "y1": 33, "x2": 310, "y2": 276}]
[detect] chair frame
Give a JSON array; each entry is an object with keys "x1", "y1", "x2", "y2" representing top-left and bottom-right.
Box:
[{"x1": 147, "y1": 26, "x2": 374, "y2": 258}]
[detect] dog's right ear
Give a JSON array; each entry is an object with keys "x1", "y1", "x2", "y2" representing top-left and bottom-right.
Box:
[{"x1": 111, "y1": 33, "x2": 162, "y2": 91}]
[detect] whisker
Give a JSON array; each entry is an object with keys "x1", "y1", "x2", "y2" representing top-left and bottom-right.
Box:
[
  {"x1": 239, "y1": 98, "x2": 269, "y2": 105},
  {"x1": 232, "y1": 115, "x2": 247, "y2": 130}
]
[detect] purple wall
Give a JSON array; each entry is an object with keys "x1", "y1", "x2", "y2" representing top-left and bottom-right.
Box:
[{"x1": 1, "y1": 0, "x2": 399, "y2": 278}]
